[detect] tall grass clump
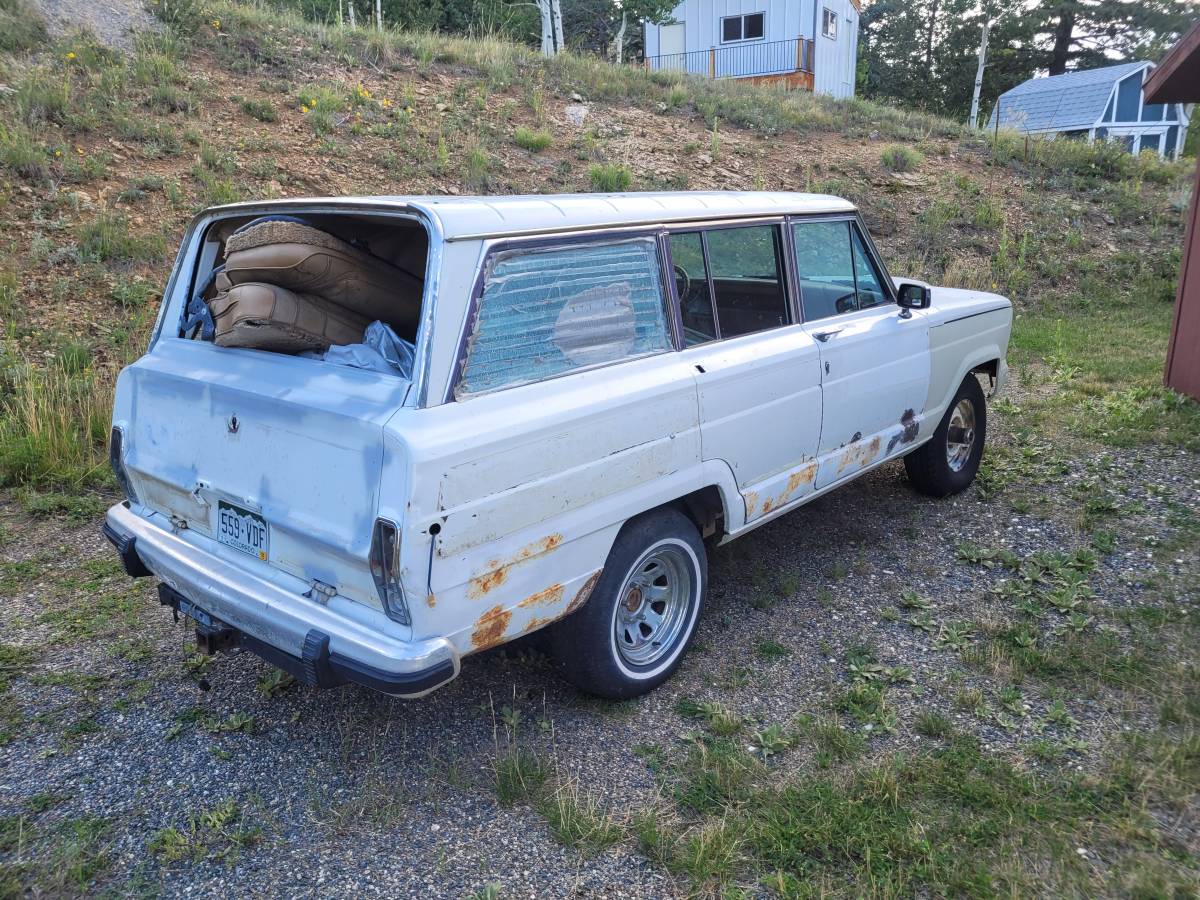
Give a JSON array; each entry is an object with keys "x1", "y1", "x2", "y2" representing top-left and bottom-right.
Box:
[
  {"x1": 0, "y1": 124, "x2": 48, "y2": 181},
  {"x1": 0, "y1": 360, "x2": 113, "y2": 488},
  {"x1": 514, "y1": 126, "x2": 552, "y2": 152},
  {"x1": 881, "y1": 144, "x2": 923, "y2": 172},
  {"x1": 77, "y1": 213, "x2": 166, "y2": 264},
  {"x1": 589, "y1": 163, "x2": 633, "y2": 192}
]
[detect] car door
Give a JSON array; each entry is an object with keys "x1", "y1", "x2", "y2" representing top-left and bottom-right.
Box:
[
  {"x1": 667, "y1": 224, "x2": 824, "y2": 524},
  {"x1": 791, "y1": 217, "x2": 931, "y2": 490}
]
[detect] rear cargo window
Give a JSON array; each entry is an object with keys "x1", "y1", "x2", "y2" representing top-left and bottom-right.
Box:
[{"x1": 456, "y1": 237, "x2": 672, "y2": 397}]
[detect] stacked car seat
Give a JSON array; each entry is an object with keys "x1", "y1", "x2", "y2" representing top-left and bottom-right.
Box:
[{"x1": 207, "y1": 216, "x2": 422, "y2": 353}]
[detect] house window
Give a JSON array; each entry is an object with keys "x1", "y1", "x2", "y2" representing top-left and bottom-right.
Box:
[
  {"x1": 822, "y1": 8, "x2": 837, "y2": 39},
  {"x1": 721, "y1": 12, "x2": 765, "y2": 43}
]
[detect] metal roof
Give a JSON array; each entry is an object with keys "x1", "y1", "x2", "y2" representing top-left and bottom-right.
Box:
[
  {"x1": 208, "y1": 192, "x2": 857, "y2": 241},
  {"x1": 986, "y1": 61, "x2": 1151, "y2": 133}
]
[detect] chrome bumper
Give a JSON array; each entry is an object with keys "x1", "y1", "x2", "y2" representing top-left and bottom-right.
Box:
[{"x1": 104, "y1": 502, "x2": 459, "y2": 697}]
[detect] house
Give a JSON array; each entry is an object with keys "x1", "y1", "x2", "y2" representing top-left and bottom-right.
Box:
[
  {"x1": 1143, "y1": 21, "x2": 1200, "y2": 400},
  {"x1": 986, "y1": 61, "x2": 1190, "y2": 160},
  {"x1": 642, "y1": 0, "x2": 860, "y2": 99}
]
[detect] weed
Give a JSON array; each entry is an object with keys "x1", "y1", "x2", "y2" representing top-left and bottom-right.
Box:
[
  {"x1": 236, "y1": 95, "x2": 276, "y2": 122},
  {"x1": 676, "y1": 698, "x2": 742, "y2": 736},
  {"x1": 588, "y1": 163, "x2": 632, "y2": 192},
  {"x1": 513, "y1": 126, "x2": 552, "y2": 152},
  {"x1": 492, "y1": 748, "x2": 548, "y2": 805},
  {"x1": 536, "y1": 780, "x2": 622, "y2": 851},
  {"x1": 881, "y1": 144, "x2": 923, "y2": 172},
  {"x1": 755, "y1": 639, "x2": 790, "y2": 660},
  {"x1": 77, "y1": 213, "x2": 164, "y2": 264},
  {"x1": 914, "y1": 711, "x2": 955, "y2": 739}
]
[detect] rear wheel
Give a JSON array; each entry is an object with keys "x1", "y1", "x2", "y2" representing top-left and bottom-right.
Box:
[
  {"x1": 549, "y1": 508, "x2": 706, "y2": 699},
  {"x1": 904, "y1": 375, "x2": 987, "y2": 497}
]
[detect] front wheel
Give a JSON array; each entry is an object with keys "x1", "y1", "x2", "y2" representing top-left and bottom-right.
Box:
[
  {"x1": 549, "y1": 508, "x2": 706, "y2": 699},
  {"x1": 904, "y1": 374, "x2": 987, "y2": 497}
]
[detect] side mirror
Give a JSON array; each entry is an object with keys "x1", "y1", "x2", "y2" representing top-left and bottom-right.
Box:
[{"x1": 897, "y1": 282, "x2": 932, "y2": 310}]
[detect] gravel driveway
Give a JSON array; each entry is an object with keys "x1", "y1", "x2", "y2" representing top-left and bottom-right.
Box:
[{"x1": 1, "y1": 392, "x2": 1196, "y2": 897}]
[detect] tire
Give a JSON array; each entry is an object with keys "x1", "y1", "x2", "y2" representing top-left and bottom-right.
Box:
[
  {"x1": 548, "y1": 508, "x2": 706, "y2": 699},
  {"x1": 904, "y1": 375, "x2": 987, "y2": 497}
]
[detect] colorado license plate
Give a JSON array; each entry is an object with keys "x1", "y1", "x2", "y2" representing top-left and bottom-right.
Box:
[{"x1": 216, "y1": 500, "x2": 269, "y2": 561}]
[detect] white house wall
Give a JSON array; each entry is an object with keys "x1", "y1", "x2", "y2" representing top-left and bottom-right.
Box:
[
  {"x1": 648, "y1": 0, "x2": 861, "y2": 96},
  {"x1": 813, "y1": 0, "x2": 857, "y2": 98}
]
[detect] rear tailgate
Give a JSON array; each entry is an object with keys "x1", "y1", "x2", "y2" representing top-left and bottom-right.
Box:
[{"x1": 115, "y1": 337, "x2": 410, "y2": 610}]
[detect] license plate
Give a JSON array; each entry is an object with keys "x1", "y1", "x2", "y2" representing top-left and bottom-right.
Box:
[{"x1": 216, "y1": 500, "x2": 269, "y2": 561}]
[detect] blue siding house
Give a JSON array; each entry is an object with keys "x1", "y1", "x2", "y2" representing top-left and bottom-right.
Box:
[
  {"x1": 986, "y1": 61, "x2": 1190, "y2": 160},
  {"x1": 643, "y1": 0, "x2": 860, "y2": 99}
]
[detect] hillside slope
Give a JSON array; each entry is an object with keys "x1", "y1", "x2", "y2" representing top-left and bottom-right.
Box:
[{"x1": 0, "y1": 5, "x2": 1198, "y2": 898}]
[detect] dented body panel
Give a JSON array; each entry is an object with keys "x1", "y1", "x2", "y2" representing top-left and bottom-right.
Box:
[{"x1": 105, "y1": 192, "x2": 1011, "y2": 698}]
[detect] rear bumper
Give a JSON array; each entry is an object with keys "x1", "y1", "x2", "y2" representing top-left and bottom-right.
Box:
[{"x1": 104, "y1": 502, "x2": 460, "y2": 698}]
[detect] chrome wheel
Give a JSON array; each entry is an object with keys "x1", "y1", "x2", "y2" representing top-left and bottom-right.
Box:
[
  {"x1": 612, "y1": 543, "x2": 695, "y2": 668},
  {"x1": 946, "y1": 398, "x2": 976, "y2": 472}
]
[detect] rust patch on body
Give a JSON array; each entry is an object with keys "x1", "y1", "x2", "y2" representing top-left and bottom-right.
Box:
[
  {"x1": 839, "y1": 435, "x2": 882, "y2": 474},
  {"x1": 786, "y1": 461, "x2": 817, "y2": 494},
  {"x1": 470, "y1": 605, "x2": 512, "y2": 650},
  {"x1": 886, "y1": 409, "x2": 919, "y2": 453},
  {"x1": 466, "y1": 533, "x2": 566, "y2": 599},
  {"x1": 744, "y1": 490, "x2": 758, "y2": 518},
  {"x1": 564, "y1": 569, "x2": 603, "y2": 616},
  {"x1": 517, "y1": 583, "x2": 565, "y2": 609}
]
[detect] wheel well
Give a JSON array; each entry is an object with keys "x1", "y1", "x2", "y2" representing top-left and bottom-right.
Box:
[
  {"x1": 671, "y1": 486, "x2": 725, "y2": 540},
  {"x1": 971, "y1": 359, "x2": 999, "y2": 381}
]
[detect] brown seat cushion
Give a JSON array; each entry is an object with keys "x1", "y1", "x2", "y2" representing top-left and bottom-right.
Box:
[
  {"x1": 211, "y1": 282, "x2": 369, "y2": 354},
  {"x1": 221, "y1": 220, "x2": 422, "y2": 335}
]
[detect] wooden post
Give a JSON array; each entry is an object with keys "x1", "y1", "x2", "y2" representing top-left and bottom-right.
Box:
[
  {"x1": 796, "y1": 37, "x2": 802, "y2": 72},
  {"x1": 708, "y1": 47, "x2": 715, "y2": 79}
]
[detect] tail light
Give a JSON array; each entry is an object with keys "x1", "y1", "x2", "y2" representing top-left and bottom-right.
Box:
[
  {"x1": 109, "y1": 426, "x2": 140, "y2": 504},
  {"x1": 369, "y1": 518, "x2": 410, "y2": 625}
]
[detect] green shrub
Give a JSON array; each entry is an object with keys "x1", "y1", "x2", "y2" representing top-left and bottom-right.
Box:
[
  {"x1": 589, "y1": 163, "x2": 633, "y2": 192},
  {"x1": 881, "y1": 144, "x2": 923, "y2": 173},
  {"x1": 237, "y1": 96, "x2": 277, "y2": 122},
  {"x1": 514, "y1": 126, "x2": 552, "y2": 152}
]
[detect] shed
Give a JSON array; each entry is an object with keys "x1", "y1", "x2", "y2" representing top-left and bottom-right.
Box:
[
  {"x1": 986, "y1": 61, "x2": 1189, "y2": 160},
  {"x1": 1143, "y1": 21, "x2": 1200, "y2": 400}
]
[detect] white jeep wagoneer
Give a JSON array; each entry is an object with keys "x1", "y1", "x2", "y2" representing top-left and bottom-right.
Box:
[{"x1": 104, "y1": 192, "x2": 1011, "y2": 699}]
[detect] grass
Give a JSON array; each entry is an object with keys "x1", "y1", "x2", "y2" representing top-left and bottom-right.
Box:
[
  {"x1": 881, "y1": 144, "x2": 923, "y2": 172},
  {"x1": 588, "y1": 162, "x2": 633, "y2": 192},
  {"x1": 77, "y1": 213, "x2": 165, "y2": 264},
  {"x1": 0, "y1": 360, "x2": 113, "y2": 490},
  {"x1": 513, "y1": 125, "x2": 552, "y2": 152}
]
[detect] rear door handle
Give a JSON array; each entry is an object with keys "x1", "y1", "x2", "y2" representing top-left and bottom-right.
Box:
[{"x1": 813, "y1": 327, "x2": 844, "y2": 342}]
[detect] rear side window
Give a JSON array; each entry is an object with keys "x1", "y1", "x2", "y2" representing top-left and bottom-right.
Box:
[
  {"x1": 456, "y1": 237, "x2": 672, "y2": 397},
  {"x1": 705, "y1": 225, "x2": 789, "y2": 338}
]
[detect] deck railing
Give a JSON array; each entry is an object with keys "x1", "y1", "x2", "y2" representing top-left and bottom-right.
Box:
[{"x1": 645, "y1": 37, "x2": 814, "y2": 80}]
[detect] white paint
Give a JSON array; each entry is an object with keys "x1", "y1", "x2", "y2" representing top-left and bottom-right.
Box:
[{"x1": 109, "y1": 192, "x2": 1011, "y2": 697}]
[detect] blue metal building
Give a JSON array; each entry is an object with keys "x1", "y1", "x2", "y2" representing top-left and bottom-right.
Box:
[{"x1": 987, "y1": 61, "x2": 1190, "y2": 160}]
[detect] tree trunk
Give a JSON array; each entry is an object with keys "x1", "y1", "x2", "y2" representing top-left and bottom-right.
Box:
[
  {"x1": 375, "y1": 0, "x2": 382, "y2": 31},
  {"x1": 1048, "y1": 6, "x2": 1075, "y2": 75},
  {"x1": 538, "y1": 0, "x2": 554, "y2": 56},
  {"x1": 337, "y1": 0, "x2": 343, "y2": 27},
  {"x1": 968, "y1": 17, "x2": 989, "y2": 128},
  {"x1": 924, "y1": 0, "x2": 940, "y2": 71},
  {"x1": 347, "y1": 0, "x2": 356, "y2": 29},
  {"x1": 551, "y1": 0, "x2": 565, "y2": 54},
  {"x1": 614, "y1": 9, "x2": 627, "y2": 65}
]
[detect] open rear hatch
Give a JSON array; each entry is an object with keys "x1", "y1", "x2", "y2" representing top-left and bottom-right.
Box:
[{"x1": 117, "y1": 207, "x2": 429, "y2": 610}]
